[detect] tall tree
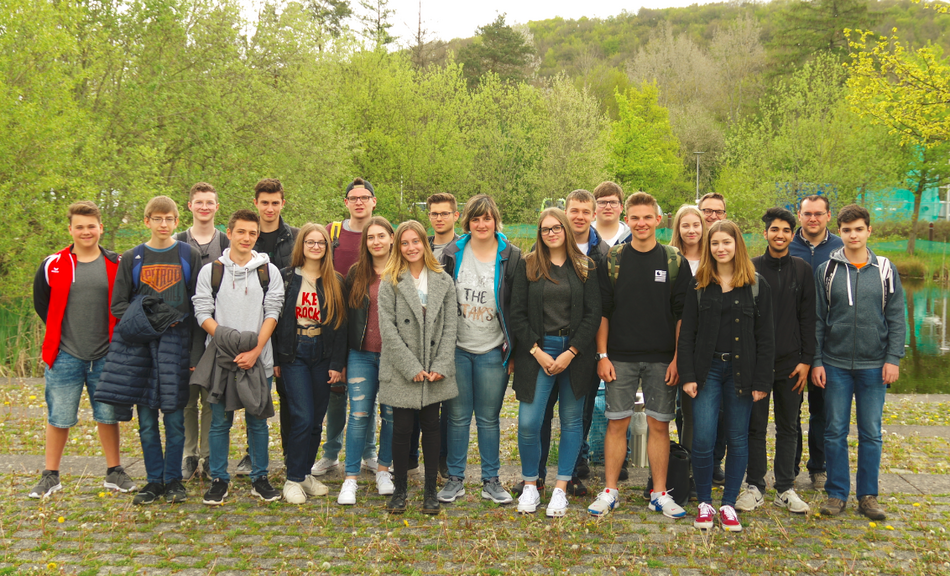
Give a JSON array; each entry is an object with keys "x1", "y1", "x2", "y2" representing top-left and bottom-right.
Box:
[
  {"x1": 458, "y1": 14, "x2": 536, "y2": 86},
  {"x1": 358, "y1": 0, "x2": 396, "y2": 48},
  {"x1": 769, "y1": 0, "x2": 873, "y2": 74},
  {"x1": 306, "y1": 0, "x2": 352, "y2": 40}
]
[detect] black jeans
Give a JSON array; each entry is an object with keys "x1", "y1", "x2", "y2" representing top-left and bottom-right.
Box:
[
  {"x1": 805, "y1": 382, "x2": 826, "y2": 473},
  {"x1": 409, "y1": 405, "x2": 448, "y2": 467},
  {"x1": 393, "y1": 403, "x2": 440, "y2": 479},
  {"x1": 746, "y1": 374, "x2": 804, "y2": 493}
]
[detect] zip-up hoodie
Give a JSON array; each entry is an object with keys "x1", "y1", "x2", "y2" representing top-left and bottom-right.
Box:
[
  {"x1": 813, "y1": 247, "x2": 905, "y2": 370},
  {"x1": 752, "y1": 250, "x2": 816, "y2": 373},
  {"x1": 789, "y1": 228, "x2": 843, "y2": 275},
  {"x1": 594, "y1": 220, "x2": 631, "y2": 246},
  {"x1": 440, "y1": 232, "x2": 522, "y2": 365},
  {"x1": 192, "y1": 249, "x2": 284, "y2": 377},
  {"x1": 33, "y1": 245, "x2": 120, "y2": 367}
]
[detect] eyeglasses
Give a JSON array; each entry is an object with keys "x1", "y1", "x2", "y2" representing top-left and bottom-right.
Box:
[
  {"x1": 596, "y1": 200, "x2": 620, "y2": 208},
  {"x1": 429, "y1": 212, "x2": 453, "y2": 220},
  {"x1": 149, "y1": 217, "x2": 177, "y2": 224},
  {"x1": 540, "y1": 225, "x2": 565, "y2": 236},
  {"x1": 304, "y1": 240, "x2": 327, "y2": 248},
  {"x1": 701, "y1": 209, "x2": 726, "y2": 217},
  {"x1": 190, "y1": 201, "x2": 216, "y2": 208},
  {"x1": 346, "y1": 195, "x2": 374, "y2": 204},
  {"x1": 801, "y1": 212, "x2": 827, "y2": 219}
]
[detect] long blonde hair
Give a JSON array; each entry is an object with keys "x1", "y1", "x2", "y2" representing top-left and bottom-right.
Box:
[
  {"x1": 525, "y1": 208, "x2": 591, "y2": 283},
  {"x1": 669, "y1": 205, "x2": 705, "y2": 253},
  {"x1": 694, "y1": 220, "x2": 757, "y2": 290},
  {"x1": 289, "y1": 223, "x2": 346, "y2": 329},
  {"x1": 383, "y1": 220, "x2": 443, "y2": 285}
]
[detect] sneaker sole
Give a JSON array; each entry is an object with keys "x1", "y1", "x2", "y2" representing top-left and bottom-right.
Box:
[
  {"x1": 203, "y1": 496, "x2": 228, "y2": 505},
  {"x1": 311, "y1": 463, "x2": 339, "y2": 476},
  {"x1": 103, "y1": 481, "x2": 137, "y2": 493},
  {"x1": 517, "y1": 503, "x2": 539, "y2": 514},
  {"x1": 693, "y1": 519, "x2": 714, "y2": 529},
  {"x1": 377, "y1": 485, "x2": 395, "y2": 496},
  {"x1": 338, "y1": 496, "x2": 357, "y2": 505},
  {"x1": 648, "y1": 503, "x2": 687, "y2": 519},
  {"x1": 251, "y1": 489, "x2": 281, "y2": 502},
  {"x1": 721, "y1": 522, "x2": 743, "y2": 532},
  {"x1": 438, "y1": 488, "x2": 465, "y2": 503},
  {"x1": 165, "y1": 493, "x2": 187, "y2": 504},
  {"x1": 133, "y1": 495, "x2": 161, "y2": 505},
  {"x1": 421, "y1": 506, "x2": 440, "y2": 515},
  {"x1": 546, "y1": 507, "x2": 566, "y2": 518},
  {"x1": 775, "y1": 498, "x2": 810, "y2": 514},
  {"x1": 587, "y1": 503, "x2": 616, "y2": 517},
  {"x1": 734, "y1": 499, "x2": 764, "y2": 513},
  {"x1": 29, "y1": 483, "x2": 63, "y2": 499},
  {"x1": 481, "y1": 490, "x2": 513, "y2": 504}
]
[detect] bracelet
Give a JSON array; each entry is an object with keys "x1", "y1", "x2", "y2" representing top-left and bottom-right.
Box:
[{"x1": 567, "y1": 349, "x2": 577, "y2": 357}]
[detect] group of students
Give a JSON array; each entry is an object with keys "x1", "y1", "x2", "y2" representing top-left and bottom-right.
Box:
[{"x1": 30, "y1": 179, "x2": 904, "y2": 531}]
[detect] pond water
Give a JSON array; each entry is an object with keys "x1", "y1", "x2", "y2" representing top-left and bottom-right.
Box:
[{"x1": 899, "y1": 282, "x2": 950, "y2": 393}]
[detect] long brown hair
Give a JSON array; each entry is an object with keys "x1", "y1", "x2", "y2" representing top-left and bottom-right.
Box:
[
  {"x1": 694, "y1": 220, "x2": 757, "y2": 290},
  {"x1": 526, "y1": 208, "x2": 591, "y2": 283},
  {"x1": 290, "y1": 223, "x2": 345, "y2": 329},
  {"x1": 669, "y1": 205, "x2": 705, "y2": 252},
  {"x1": 347, "y1": 216, "x2": 394, "y2": 309},
  {"x1": 384, "y1": 221, "x2": 443, "y2": 285}
]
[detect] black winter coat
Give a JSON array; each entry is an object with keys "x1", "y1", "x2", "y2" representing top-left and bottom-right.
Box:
[
  {"x1": 345, "y1": 266, "x2": 372, "y2": 351},
  {"x1": 677, "y1": 275, "x2": 775, "y2": 396},
  {"x1": 254, "y1": 218, "x2": 299, "y2": 271},
  {"x1": 510, "y1": 258, "x2": 601, "y2": 403},
  {"x1": 272, "y1": 268, "x2": 348, "y2": 372},
  {"x1": 95, "y1": 295, "x2": 191, "y2": 417}
]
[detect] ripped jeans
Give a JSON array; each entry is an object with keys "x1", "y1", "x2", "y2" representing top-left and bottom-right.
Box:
[{"x1": 344, "y1": 349, "x2": 393, "y2": 476}]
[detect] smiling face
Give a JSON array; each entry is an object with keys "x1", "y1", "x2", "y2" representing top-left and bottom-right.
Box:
[
  {"x1": 709, "y1": 230, "x2": 736, "y2": 265},
  {"x1": 700, "y1": 198, "x2": 726, "y2": 224},
  {"x1": 400, "y1": 229, "x2": 425, "y2": 264},
  {"x1": 69, "y1": 214, "x2": 103, "y2": 251},
  {"x1": 366, "y1": 224, "x2": 393, "y2": 259},
  {"x1": 144, "y1": 211, "x2": 178, "y2": 241},
  {"x1": 188, "y1": 191, "x2": 219, "y2": 225},
  {"x1": 468, "y1": 213, "x2": 496, "y2": 242},
  {"x1": 839, "y1": 218, "x2": 872, "y2": 253},
  {"x1": 625, "y1": 204, "x2": 660, "y2": 242},
  {"x1": 539, "y1": 215, "x2": 566, "y2": 251},
  {"x1": 227, "y1": 218, "x2": 260, "y2": 259},
  {"x1": 679, "y1": 213, "x2": 703, "y2": 248},
  {"x1": 253, "y1": 192, "x2": 285, "y2": 225},
  {"x1": 798, "y1": 198, "x2": 831, "y2": 238},
  {"x1": 566, "y1": 198, "x2": 595, "y2": 238},
  {"x1": 302, "y1": 229, "x2": 327, "y2": 264},
  {"x1": 765, "y1": 218, "x2": 793, "y2": 256}
]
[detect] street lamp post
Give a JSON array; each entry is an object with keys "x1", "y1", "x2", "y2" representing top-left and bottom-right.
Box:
[{"x1": 694, "y1": 151, "x2": 705, "y2": 204}]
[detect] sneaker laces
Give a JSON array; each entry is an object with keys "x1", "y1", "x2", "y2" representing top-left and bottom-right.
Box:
[
  {"x1": 698, "y1": 502, "x2": 715, "y2": 517},
  {"x1": 721, "y1": 505, "x2": 739, "y2": 522},
  {"x1": 342, "y1": 478, "x2": 358, "y2": 491},
  {"x1": 598, "y1": 489, "x2": 617, "y2": 504},
  {"x1": 653, "y1": 490, "x2": 674, "y2": 506}
]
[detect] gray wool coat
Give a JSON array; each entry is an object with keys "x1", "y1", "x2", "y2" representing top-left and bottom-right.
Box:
[{"x1": 378, "y1": 268, "x2": 459, "y2": 410}]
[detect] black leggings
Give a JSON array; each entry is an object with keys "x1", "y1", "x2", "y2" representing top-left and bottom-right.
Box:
[{"x1": 392, "y1": 403, "x2": 440, "y2": 479}]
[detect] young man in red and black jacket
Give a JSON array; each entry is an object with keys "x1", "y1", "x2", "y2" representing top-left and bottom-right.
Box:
[{"x1": 30, "y1": 201, "x2": 136, "y2": 499}]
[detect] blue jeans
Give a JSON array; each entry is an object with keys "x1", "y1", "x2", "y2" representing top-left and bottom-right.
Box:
[
  {"x1": 344, "y1": 350, "x2": 394, "y2": 476},
  {"x1": 518, "y1": 336, "x2": 583, "y2": 482},
  {"x1": 823, "y1": 365, "x2": 886, "y2": 501},
  {"x1": 323, "y1": 389, "x2": 378, "y2": 462},
  {"x1": 45, "y1": 351, "x2": 115, "y2": 427},
  {"x1": 281, "y1": 336, "x2": 332, "y2": 482},
  {"x1": 691, "y1": 359, "x2": 753, "y2": 507},
  {"x1": 137, "y1": 406, "x2": 185, "y2": 484},
  {"x1": 209, "y1": 378, "x2": 272, "y2": 482},
  {"x1": 446, "y1": 347, "x2": 508, "y2": 480}
]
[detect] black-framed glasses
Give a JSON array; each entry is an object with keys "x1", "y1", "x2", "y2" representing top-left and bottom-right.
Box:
[
  {"x1": 596, "y1": 200, "x2": 620, "y2": 207},
  {"x1": 346, "y1": 195, "x2": 374, "y2": 204},
  {"x1": 429, "y1": 211, "x2": 453, "y2": 219},
  {"x1": 540, "y1": 225, "x2": 565, "y2": 236},
  {"x1": 304, "y1": 240, "x2": 328, "y2": 248},
  {"x1": 701, "y1": 209, "x2": 726, "y2": 217}
]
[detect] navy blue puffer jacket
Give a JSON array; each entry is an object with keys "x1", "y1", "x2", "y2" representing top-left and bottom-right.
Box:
[{"x1": 95, "y1": 295, "x2": 191, "y2": 417}]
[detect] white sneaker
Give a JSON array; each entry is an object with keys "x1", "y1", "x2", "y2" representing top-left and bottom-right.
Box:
[
  {"x1": 283, "y1": 481, "x2": 306, "y2": 505},
  {"x1": 517, "y1": 484, "x2": 540, "y2": 513},
  {"x1": 587, "y1": 489, "x2": 618, "y2": 517},
  {"x1": 362, "y1": 457, "x2": 379, "y2": 472},
  {"x1": 734, "y1": 483, "x2": 764, "y2": 512},
  {"x1": 311, "y1": 457, "x2": 339, "y2": 476},
  {"x1": 546, "y1": 487, "x2": 568, "y2": 518},
  {"x1": 648, "y1": 490, "x2": 686, "y2": 518},
  {"x1": 338, "y1": 478, "x2": 358, "y2": 505},
  {"x1": 301, "y1": 475, "x2": 329, "y2": 497},
  {"x1": 775, "y1": 488, "x2": 810, "y2": 514},
  {"x1": 376, "y1": 471, "x2": 395, "y2": 495}
]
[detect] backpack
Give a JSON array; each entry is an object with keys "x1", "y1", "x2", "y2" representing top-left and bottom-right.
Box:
[
  {"x1": 329, "y1": 221, "x2": 342, "y2": 252},
  {"x1": 209, "y1": 260, "x2": 270, "y2": 301},
  {"x1": 822, "y1": 257, "x2": 894, "y2": 311},
  {"x1": 131, "y1": 242, "x2": 194, "y2": 292},
  {"x1": 605, "y1": 243, "x2": 684, "y2": 289},
  {"x1": 644, "y1": 441, "x2": 692, "y2": 507}
]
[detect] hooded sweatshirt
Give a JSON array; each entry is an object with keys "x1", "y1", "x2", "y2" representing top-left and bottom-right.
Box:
[
  {"x1": 593, "y1": 220, "x2": 631, "y2": 247},
  {"x1": 192, "y1": 248, "x2": 284, "y2": 377},
  {"x1": 813, "y1": 247, "x2": 905, "y2": 370}
]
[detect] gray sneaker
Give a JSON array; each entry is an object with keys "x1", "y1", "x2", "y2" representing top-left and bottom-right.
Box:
[
  {"x1": 103, "y1": 465, "x2": 137, "y2": 493},
  {"x1": 29, "y1": 470, "x2": 62, "y2": 499},
  {"x1": 437, "y1": 476, "x2": 466, "y2": 503},
  {"x1": 481, "y1": 477, "x2": 513, "y2": 504},
  {"x1": 182, "y1": 456, "x2": 199, "y2": 482},
  {"x1": 810, "y1": 471, "x2": 827, "y2": 492},
  {"x1": 235, "y1": 454, "x2": 252, "y2": 476}
]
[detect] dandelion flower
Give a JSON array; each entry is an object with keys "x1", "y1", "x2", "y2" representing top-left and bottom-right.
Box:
[
  {"x1": 47, "y1": 563, "x2": 57, "y2": 569},
  {"x1": 869, "y1": 522, "x2": 877, "y2": 528},
  {"x1": 886, "y1": 525, "x2": 895, "y2": 530},
  {"x1": 57, "y1": 516, "x2": 65, "y2": 523}
]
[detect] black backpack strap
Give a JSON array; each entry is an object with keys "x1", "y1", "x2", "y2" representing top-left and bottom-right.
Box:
[
  {"x1": 257, "y1": 265, "x2": 270, "y2": 296},
  {"x1": 218, "y1": 229, "x2": 229, "y2": 251},
  {"x1": 210, "y1": 260, "x2": 224, "y2": 301}
]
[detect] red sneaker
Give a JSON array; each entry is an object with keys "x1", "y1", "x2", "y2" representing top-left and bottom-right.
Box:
[
  {"x1": 719, "y1": 504, "x2": 742, "y2": 532},
  {"x1": 694, "y1": 501, "x2": 715, "y2": 529}
]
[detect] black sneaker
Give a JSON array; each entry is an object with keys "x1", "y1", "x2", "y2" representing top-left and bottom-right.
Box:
[
  {"x1": 618, "y1": 461, "x2": 629, "y2": 482},
  {"x1": 712, "y1": 463, "x2": 725, "y2": 485},
  {"x1": 439, "y1": 455, "x2": 449, "y2": 479},
  {"x1": 182, "y1": 456, "x2": 199, "y2": 482},
  {"x1": 251, "y1": 477, "x2": 281, "y2": 502},
  {"x1": 165, "y1": 479, "x2": 187, "y2": 503},
  {"x1": 133, "y1": 482, "x2": 165, "y2": 505},
  {"x1": 566, "y1": 476, "x2": 588, "y2": 497},
  {"x1": 203, "y1": 479, "x2": 229, "y2": 505},
  {"x1": 575, "y1": 460, "x2": 590, "y2": 479},
  {"x1": 28, "y1": 470, "x2": 62, "y2": 499},
  {"x1": 235, "y1": 453, "x2": 252, "y2": 476}
]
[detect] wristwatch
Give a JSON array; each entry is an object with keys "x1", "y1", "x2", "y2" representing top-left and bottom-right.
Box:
[
  {"x1": 530, "y1": 344, "x2": 540, "y2": 355},
  {"x1": 598, "y1": 353, "x2": 609, "y2": 360}
]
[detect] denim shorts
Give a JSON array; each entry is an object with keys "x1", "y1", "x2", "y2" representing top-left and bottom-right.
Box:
[
  {"x1": 605, "y1": 360, "x2": 676, "y2": 422},
  {"x1": 44, "y1": 351, "x2": 116, "y2": 428}
]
